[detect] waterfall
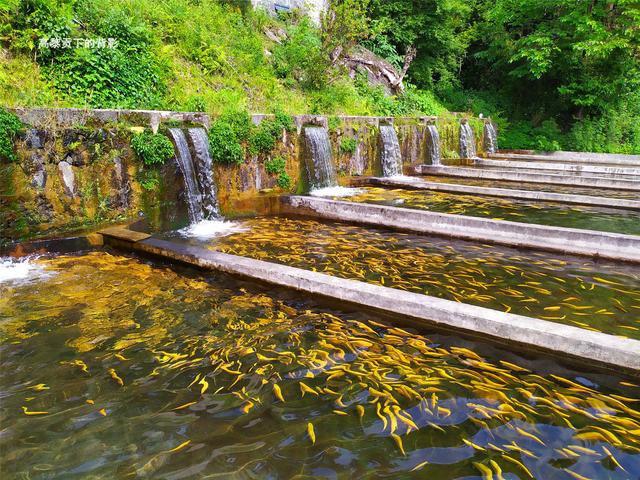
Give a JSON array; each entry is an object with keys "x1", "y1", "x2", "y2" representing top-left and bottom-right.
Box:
[
  {"x1": 187, "y1": 128, "x2": 220, "y2": 219},
  {"x1": 303, "y1": 126, "x2": 337, "y2": 189},
  {"x1": 484, "y1": 123, "x2": 498, "y2": 154},
  {"x1": 167, "y1": 128, "x2": 204, "y2": 223},
  {"x1": 427, "y1": 124, "x2": 441, "y2": 166},
  {"x1": 460, "y1": 123, "x2": 477, "y2": 159},
  {"x1": 379, "y1": 124, "x2": 403, "y2": 177}
]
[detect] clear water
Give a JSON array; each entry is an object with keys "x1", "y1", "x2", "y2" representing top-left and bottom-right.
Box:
[
  {"x1": 1, "y1": 251, "x2": 639, "y2": 479},
  {"x1": 339, "y1": 187, "x2": 640, "y2": 235},
  {"x1": 177, "y1": 217, "x2": 640, "y2": 339}
]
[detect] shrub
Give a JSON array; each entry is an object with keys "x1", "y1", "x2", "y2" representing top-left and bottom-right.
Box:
[
  {"x1": 131, "y1": 131, "x2": 174, "y2": 166},
  {"x1": 274, "y1": 110, "x2": 295, "y2": 133},
  {"x1": 340, "y1": 137, "x2": 357, "y2": 155},
  {"x1": 265, "y1": 156, "x2": 286, "y2": 175},
  {"x1": 0, "y1": 108, "x2": 24, "y2": 162},
  {"x1": 276, "y1": 171, "x2": 292, "y2": 190},
  {"x1": 209, "y1": 121, "x2": 244, "y2": 165},
  {"x1": 264, "y1": 156, "x2": 291, "y2": 190},
  {"x1": 220, "y1": 111, "x2": 253, "y2": 141},
  {"x1": 249, "y1": 122, "x2": 277, "y2": 155}
]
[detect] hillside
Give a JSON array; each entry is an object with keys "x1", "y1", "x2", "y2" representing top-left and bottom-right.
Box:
[{"x1": 1, "y1": 0, "x2": 639, "y2": 153}]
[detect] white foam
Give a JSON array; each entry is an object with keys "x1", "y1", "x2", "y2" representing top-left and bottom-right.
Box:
[
  {"x1": 178, "y1": 219, "x2": 246, "y2": 240},
  {"x1": 309, "y1": 186, "x2": 364, "y2": 198},
  {"x1": 0, "y1": 257, "x2": 49, "y2": 285}
]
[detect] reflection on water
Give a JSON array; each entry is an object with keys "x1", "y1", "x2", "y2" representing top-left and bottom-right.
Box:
[
  {"x1": 191, "y1": 217, "x2": 640, "y2": 339},
  {"x1": 340, "y1": 187, "x2": 640, "y2": 235},
  {"x1": 1, "y1": 251, "x2": 639, "y2": 479}
]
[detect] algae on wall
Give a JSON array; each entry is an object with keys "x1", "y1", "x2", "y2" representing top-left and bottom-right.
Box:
[{"x1": 0, "y1": 124, "x2": 186, "y2": 246}]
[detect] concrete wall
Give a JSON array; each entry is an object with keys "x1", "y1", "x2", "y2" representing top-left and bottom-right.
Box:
[{"x1": 2, "y1": 108, "x2": 487, "y2": 244}]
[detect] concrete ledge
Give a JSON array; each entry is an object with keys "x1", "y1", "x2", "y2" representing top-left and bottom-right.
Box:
[
  {"x1": 475, "y1": 158, "x2": 640, "y2": 176},
  {"x1": 416, "y1": 165, "x2": 640, "y2": 191},
  {"x1": 354, "y1": 176, "x2": 640, "y2": 210},
  {"x1": 280, "y1": 196, "x2": 640, "y2": 263},
  {"x1": 99, "y1": 231, "x2": 640, "y2": 373},
  {"x1": 492, "y1": 151, "x2": 640, "y2": 166}
]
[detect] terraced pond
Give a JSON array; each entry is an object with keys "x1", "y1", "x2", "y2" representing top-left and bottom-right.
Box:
[
  {"x1": 166, "y1": 217, "x2": 640, "y2": 339},
  {"x1": 420, "y1": 176, "x2": 640, "y2": 200},
  {"x1": 334, "y1": 187, "x2": 640, "y2": 235},
  {"x1": 1, "y1": 251, "x2": 639, "y2": 479}
]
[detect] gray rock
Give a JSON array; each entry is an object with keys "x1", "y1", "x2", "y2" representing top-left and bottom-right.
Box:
[
  {"x1": 58, "y1": 161, "x2": 76, "y2": 197},
  {"x1": 32, "y1": 168, "x2": 47, "y2": 189},
  {"x1": 25, "y1": 129, "x2": 47, "y2": 149}
]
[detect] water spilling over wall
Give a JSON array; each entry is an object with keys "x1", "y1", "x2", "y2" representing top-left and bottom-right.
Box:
[
  {"x1": 460, "y1": 122, "x2": 477, "y2": 158},
  {"x1": 484, "y1": 122, "x2": 498, "y2": 154},
  {"x1": 378, "y1": 124, "x2": 403, "y2": 176},
  {"x1": 302, "y1": 127, "x2": 337, "y2": 190},
  {"x1": 167, "y1": 128, "x2": 204, "y2": 223},
  {"x1": 427, "y1": 124, "x2": 441, "y2": 165},
  {"x1": 187, "y1": 128, "x2": 220, "y2": 219}
]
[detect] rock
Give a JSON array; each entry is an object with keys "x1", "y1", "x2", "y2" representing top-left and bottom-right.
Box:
[
  {"x1": 25, "y1": 129, "x2": 47, "y2": 149},
  {"x1": 58, "y1": 161, "x2": 76, "y2": 197},
  {"x1": 32, "y1": 168, "x2": 47, "y2": 189},
  {"x1": 111, "y1": 157, "x2": 130, "y2": 209},
  {"x1": 341, "y1": 46, "x2": 405, "y2": 95}
]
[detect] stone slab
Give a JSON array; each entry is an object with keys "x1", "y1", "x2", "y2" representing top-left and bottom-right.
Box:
[{"x1": 416, "y1": 165, "x2": 640, "y2": 191}]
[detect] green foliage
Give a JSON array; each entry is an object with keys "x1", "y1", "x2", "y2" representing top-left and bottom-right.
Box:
[
  {"x1": 264, "y1": 156, "x2": 291, "y2": 190},
  {"x1": 131, "y1": 131, "x2": 175, "y2": 166},
  {"x1": 0, "y1": 108, "x2": 24, "y2": 162},
  {"x1": 340, "y1": 137, "x2": 357, "y2": 155},
  {"x1": 208, "y1": 120, "x2": 244, "y2": 165},
  {"x1": 276, "y1": 171, "x2": 292, "y2": 190},
  {"x1": 264, "y1": 156, "x2": 286, "y2": 175},
  {"x1": 249, "y1": 122, "x2": 277, "y2": 155},
  {"x1": 138, "y1": 169, "x2": 160, "y2": 191},
  {"x1": 500, "y1": 120, "x2": 564, "y2": 152}
]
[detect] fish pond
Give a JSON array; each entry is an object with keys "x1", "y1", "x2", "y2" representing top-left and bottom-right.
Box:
[
  {"x1": 1, "y1": 251, "x2": 639, "y2": 479},
  {"x1": 334, "y1": 187, "x2": 640, "y2": 235},
  {"x1": 164, "y1": 217, "x2": 640, "y2": 339}
]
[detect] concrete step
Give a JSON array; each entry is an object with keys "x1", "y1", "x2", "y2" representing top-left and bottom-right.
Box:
[
  {"x1": 476, "y1": 158, "x2": 640, "y2": 176},
  {"x1": 416, "y1": 165, "x2": 640, "y2": 191}
]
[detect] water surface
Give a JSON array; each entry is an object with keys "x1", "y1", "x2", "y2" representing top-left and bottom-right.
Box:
[
  {"x1": 1, "y1": 251, "x2": 639, "y2": 479},
  {"x1": 338, "y1": 187, "x2": 640, "y2": 235}
]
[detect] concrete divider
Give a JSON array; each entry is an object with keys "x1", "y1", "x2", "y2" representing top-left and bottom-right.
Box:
[
  {"x1": 99, "y1": 228, "x2": 640, "y2": 374},
  {"x1": 416, "y1": 165, "x2": 640, "y2": 191},
  {"x1": 280, "y1": 196, "x2": 640, "y2": 263},
  {"x1": 490, "y1": 151, "x2": 640, "y2": 166},
  {"x1": 354, "y1": 176, "x2": 640, "y2": 210},
  {"x1": 475, "y1": 158, "x2": 640, "y2": 176}
]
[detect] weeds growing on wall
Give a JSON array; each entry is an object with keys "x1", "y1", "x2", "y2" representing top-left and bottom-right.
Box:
[
  {"x1": 340, "y1": 137, "x2": 357, "y2": 155},
  {"x1": 0, "y1": 109, "x2": 23, "y2": 162},
  {"x1": 264, "y1": 156, "x2": 291, "y2": 190},
  {"x1": 131, "y1": 131, "x2": 175, "y2": 166}
]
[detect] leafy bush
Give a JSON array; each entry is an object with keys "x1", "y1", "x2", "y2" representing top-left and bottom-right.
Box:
[
  {"x1": 276, "y1": 171, "x2": 292, "y2": 190},
  {"x1": 265, "y1": 156, "x2": 286, "y2": 175},
  {"x1": 131, "y1": 131, "x2": 175, "y2": 166},
  {"x1": 208, "y1": 120, "x2": 245, "y2": 165},
  {"x1": 264, "y1": 156, "x2": 291, "y2": 190},
  {"x1": 0, "y1": 108, "x2": 24, "y2": 162},
  {"x1": 249, "y1": 122, "x2": 277, "y2": 155},
  {"x1": 340, "y1": 137, "x2": 357, "y2": 155}
]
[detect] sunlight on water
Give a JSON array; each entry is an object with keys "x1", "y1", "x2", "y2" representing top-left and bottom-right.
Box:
[
  {"x1": 1, "y1": 251, "x2": 638, "y2": 479},
  {"x1": 309, "y1": 186, "x2": 364, "y2": 197},
  {"x1": 177, "y1": 219, "x2": 246, "y2": 239}
]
